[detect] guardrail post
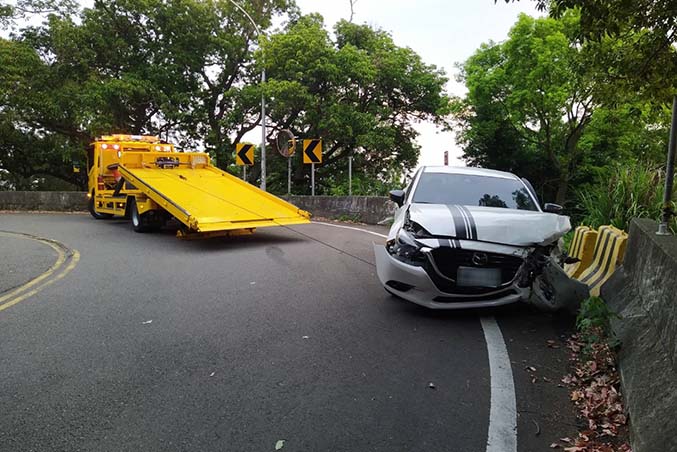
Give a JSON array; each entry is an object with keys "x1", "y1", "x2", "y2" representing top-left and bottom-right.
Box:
[{"x1": 658, "y1": 95, "x2": 677, "y2": 235}]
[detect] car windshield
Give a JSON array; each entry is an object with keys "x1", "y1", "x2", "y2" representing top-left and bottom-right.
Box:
[{"x1": 412, "y1": 172, "x2": 539, "y2": 211}]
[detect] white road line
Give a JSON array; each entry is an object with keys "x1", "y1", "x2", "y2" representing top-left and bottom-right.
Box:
[
  {"x1": 311, "y1": 221, "x2": 388, "y2": 239},
  {"x1": 481, "y1": 316, "x2": 517, "y2": 452},
  {"x1": 313, "y1": 221, "x2": 518, "y2": 452}
]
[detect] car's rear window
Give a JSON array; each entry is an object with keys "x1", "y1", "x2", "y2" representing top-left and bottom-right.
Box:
[{"x1": 412, "y1": 173, "x2": 539, "y2": 211}]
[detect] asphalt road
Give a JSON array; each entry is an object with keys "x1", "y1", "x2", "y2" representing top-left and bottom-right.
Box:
[{"x1": 0, "y1": 213, "x2": 576, "y2": 452}]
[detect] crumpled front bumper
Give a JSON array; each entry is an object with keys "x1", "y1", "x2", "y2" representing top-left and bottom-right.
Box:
[{"x1": 374, "y1": 244, "x2": 530, "y2": 310}]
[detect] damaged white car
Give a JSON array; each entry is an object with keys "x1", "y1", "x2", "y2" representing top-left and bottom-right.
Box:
[{"x1": 374, "y1": 166, "x2": 573, "y2": 309}]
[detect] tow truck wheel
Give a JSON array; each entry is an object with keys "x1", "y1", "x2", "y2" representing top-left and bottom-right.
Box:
[
  {"x1": 88, "y1": 194, "x2": 113, "y2": 220},
  {"x1": 129, "y1": 198, "x2": 151, "y2": 233}
]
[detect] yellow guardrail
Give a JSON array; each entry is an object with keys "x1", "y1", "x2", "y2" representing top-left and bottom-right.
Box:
[
  {"x1": 571, "y1": 225, "x2": 628, "y2": 297},
  {"x1": 565, "y1": 226, "x2": 598, "y2": 279}
]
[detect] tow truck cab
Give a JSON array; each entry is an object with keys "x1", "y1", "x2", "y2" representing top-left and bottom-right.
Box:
[{"x1": 87, "y1": 134, "x2": 175, "y2": 221}]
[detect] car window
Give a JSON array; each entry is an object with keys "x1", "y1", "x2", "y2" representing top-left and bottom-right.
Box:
[{"x1": 412, "y1": 172, "x2": 539, "y2": 211}]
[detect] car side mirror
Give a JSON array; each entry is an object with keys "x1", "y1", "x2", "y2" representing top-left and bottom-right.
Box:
[
  {"x1": 544, "y1": 203, "x2": 563, "y2": 214},
  {"x1": 389, "y1": 189, "x2": 406, "y2": 207}
]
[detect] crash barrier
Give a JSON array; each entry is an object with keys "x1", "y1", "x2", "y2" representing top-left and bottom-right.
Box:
[
  {"x1": 600, "y1": 219, "x2": 677, "y2": 452},
  {"x1": 574, "y1": 225, "x2": 628, "y2": 297},
  {"x1": 565, "y1": 226, "x2": 598, "y2": 278}
]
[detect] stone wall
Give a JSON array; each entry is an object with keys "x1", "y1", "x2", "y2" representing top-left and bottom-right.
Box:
[
  {"x1": 0, "y1": 192, "x2": 397, "y2": 225},
  {"x1": 0, "y1": 191, "x2": 87, "y2": 212},
  {"x1": 600, "y1": 219, "x2": 677, "y2": 452},
  {"x1": 284, "y1": 195, "x2": 396, "y2": 225}
]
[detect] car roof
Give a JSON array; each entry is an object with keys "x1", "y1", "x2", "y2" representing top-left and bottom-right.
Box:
[{"x1": 421, "y1": 166, "x2": 520, "y2": 180}]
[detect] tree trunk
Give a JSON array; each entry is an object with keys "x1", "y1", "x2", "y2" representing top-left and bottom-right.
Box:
[{"x1": 555, "y1": 178, "x2": 568, "y2": 206}]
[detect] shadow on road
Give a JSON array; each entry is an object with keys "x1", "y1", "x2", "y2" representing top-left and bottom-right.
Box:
[{"x1": 97, "y1": 219, "x2": 308, "y2": 252}]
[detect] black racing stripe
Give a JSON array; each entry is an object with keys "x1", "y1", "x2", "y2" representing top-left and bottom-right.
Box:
[
  {"x1": 587, "y1": 235, "x2": 619, "y2": 289},
  {"x1": 571, "y1": 229, "x2": 582, "y2": 257},
  {"x1": 592, "y1": 227, "x2": 609, "y2": 257},
  {"x1": 460, "y1": 205, "x2": 478, "y2": 240},
  {"x1": 581, "y1": 232, "x2": 613, "y2": 284},
  {"x1": 446, "y1": 205, "x2": 467, "y2": 239},
  {"x1": 575, "y1": 230, "x2": 587, "y2": 256}
]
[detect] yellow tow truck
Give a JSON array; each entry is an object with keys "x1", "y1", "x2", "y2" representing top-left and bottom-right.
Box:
[{"x1": 86, "y1": 134, "x2": 310, "y2": 237}]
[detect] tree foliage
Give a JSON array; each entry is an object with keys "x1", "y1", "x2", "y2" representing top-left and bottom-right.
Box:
[
  {"x1": 262, "y1": 15, "x2": 449, "y2": 194},
  {"x1": 502, "y1": 0, "x2": 677, "y2": 99},
  {"x1": 457, "y1": 13, "x2": 597, "y2": 204},
  {"x1": 455, "y1": 12, "x2": 673, "y2": 207},
  {"x1": 0, "y1": 1, "x2": 449, "y2": 194}
]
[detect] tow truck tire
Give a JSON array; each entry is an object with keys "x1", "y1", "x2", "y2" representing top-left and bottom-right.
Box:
[
  {"x1": 129, "y1": 198, "x2": 151, "y2": 233},
  {"x1": 88, "y1": 194, "x2": 113, "y2": 220}
]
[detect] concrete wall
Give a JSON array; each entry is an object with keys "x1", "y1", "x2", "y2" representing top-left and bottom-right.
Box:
[
  {"x1": 600, "y1": 219, "x2": 677, "y2": 452},
  {"x1": 284, "y1": 195, "x2": 396, "y2": 225},
  {"x1": 0, "y1": 192, "x2": 396, "y2": 224},
  {"x1": 0, "y1": 191, "x2": 87, "y2": 212}
]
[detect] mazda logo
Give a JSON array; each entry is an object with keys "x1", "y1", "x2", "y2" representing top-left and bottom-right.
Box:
[{"x1": 472, "y1": 252, "x2": 489, "y2": 266}]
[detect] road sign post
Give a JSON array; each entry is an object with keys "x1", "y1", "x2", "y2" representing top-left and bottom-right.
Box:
[
  {"x1": 287, "y1": 157, "x2": 292, "y2": 195},
  {"x1": 236, "y1": 143, "x2": 254, "y2": 183},
  {"x1": 444, "y1": 150, "x2": 449, "y2": 166},
  {"x1": 303, "y1": 139, "x2": 322, "y2": 196},
  {"x1": 311, "y1": 163, "x2": 315, "y2": 196}
]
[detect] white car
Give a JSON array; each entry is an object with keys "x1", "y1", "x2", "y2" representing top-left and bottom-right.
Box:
[{"x1": 374, "y1": 166, "x2": 571, "y2": 309}]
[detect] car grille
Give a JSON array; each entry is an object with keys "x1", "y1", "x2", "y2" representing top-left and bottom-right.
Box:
[{"x1": 425, "y1": 248, "x2": 524, "y2": 295}]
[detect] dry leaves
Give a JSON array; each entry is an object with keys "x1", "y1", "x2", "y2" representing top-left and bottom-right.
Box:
[{"x1": 552, "y1": 328, "x2": 632, "y2": 451}]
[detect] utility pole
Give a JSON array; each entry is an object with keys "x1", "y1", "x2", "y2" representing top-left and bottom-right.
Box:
[{"x1": 229, "y1": 0, "x2": 267, "y2": 191}]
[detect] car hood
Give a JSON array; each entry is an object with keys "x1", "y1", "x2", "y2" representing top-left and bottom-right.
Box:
[{"x1": 408, "y1": 204, "x2": 571, "y2": 247}]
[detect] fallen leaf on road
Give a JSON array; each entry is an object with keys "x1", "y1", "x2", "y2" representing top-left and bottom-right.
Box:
[
  {"x1": 549, "y1": 444, "x2": 560, "y2": 449},
  {"x1": 209, "y1": 372, "x2": 215, "y2": 377},
  {"x1": 275, "y1": 439, "x2": 285, "y2": 450},
  {"x1": 142, "y1": 320, "x2": 152, "y2": 325},
  {"x1": 526, "y1": 366, "x2": 537, "y2": 372},
  {"x1": 302, "y1": 336, "x2": 309, "y2": 339},
  {"x1": 547, "y1": 340, "x2": 561, "y2": 349},
  {"x1": 428, "y1": 382, "x2": 436, "y2": 389}
]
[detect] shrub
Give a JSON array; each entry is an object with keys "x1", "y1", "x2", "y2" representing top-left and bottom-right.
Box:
[{"x1": 577, "y1": 162, "x2": 675, "y2": 232}]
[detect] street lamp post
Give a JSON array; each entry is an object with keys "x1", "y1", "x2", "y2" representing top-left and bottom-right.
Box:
[{"x1": 229, "y1": 0, "x2": 267, "y2": 191}]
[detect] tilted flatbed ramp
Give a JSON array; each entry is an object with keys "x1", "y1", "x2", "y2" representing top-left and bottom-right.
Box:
[{"x1": 117, "y1": 154, "x2": 310, "y2": 233}]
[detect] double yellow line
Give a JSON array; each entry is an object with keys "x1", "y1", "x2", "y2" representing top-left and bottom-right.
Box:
[{"x1": 0, "y1": 231, "x2": 80, "y2": 312}]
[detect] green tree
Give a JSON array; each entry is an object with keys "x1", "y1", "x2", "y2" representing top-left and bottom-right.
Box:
[
  {"x1": 457, "y1": 10, "x2": 673, "y2": 208},
  {"x1": 0, "y1": 0, "x2": 294, "y2": 188},
  {"x1": 457, "y1": 13, "x2": 597, "y2": 204},
  {"x1": 1, "y1": 2, "x2": 449, "y2": 193},
  {"x1": 262, "y1": 15, "x2": 450, "y2": 194},
  {"x1": 501, "y1": 0, "x2": 677, "y2": 100}
]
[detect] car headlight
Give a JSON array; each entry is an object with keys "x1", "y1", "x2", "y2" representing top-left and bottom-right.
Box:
[{"x1": 386, "y1": 229, "x2": 428, "y2": 266}]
